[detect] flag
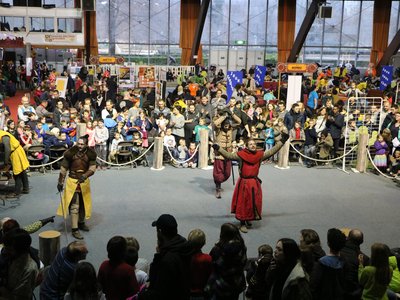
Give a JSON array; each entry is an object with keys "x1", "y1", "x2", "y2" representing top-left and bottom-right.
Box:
[
  {"x1": 226, "y1": 71, "x2": 243, "y2": 103},
  {"x1": 254, "y1": 65, "x2": 267, "y2": 86},
  {"x1": 380, "y1": 66, "x2": 393, "y2": 91}
]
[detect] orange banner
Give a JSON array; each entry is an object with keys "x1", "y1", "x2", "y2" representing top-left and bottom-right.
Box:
[
  {"x1": 98, "y1": 56, "x2": 117, "y2": 64},
  {"x1": 287, "y1": 63, "x2": 307, "y2": 72}
]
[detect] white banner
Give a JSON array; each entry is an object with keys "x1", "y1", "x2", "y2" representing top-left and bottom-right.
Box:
[
  {"x1": 287, "y1": 75, "x2": 303, "y2": 109},
  {"x1": 26, "y1": 57, "x2": 32, "y2": 77}
]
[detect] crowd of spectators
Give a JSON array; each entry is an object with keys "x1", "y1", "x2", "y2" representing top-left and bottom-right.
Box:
[
  {"x1": 1, "y1": 214, "x2": 400, "y2": 300},
  {"x1": 1, "y1": 61, "x2": 399, "y2": 177}
]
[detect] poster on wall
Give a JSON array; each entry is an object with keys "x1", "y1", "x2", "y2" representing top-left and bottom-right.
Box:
[
  {"x1": 138, "y1": 66, "x2": 155, "y2": 87},
  {"x1": 119, "y1": 66, "x2": 130, "y2": 81},
  {"x1": 56, "y1": 77, "x2": 68, "y2": 98}
]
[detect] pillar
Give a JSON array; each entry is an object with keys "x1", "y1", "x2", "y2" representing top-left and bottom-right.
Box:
[
  {"x1": 278, "y1": 0, "x2": 296, "y2": 63},
  {"x1": 39, "y1": 230, "x2": 61, "y2": 266},
  {"x1": 180, "y1": 0, "x2": 202, "y2": 65},
  {"x1": 370, "y1": 0, "x2": 392, "y2": 66},
  {"x1": 276, "y1": 141, "x2": 290, "y2": 170},
  {"x1": 356, "y1": 133, "x2": 369, "y2": 173},
  {"x1": 151, "y1": 137, "x2": 164, "y2": 171},
  {"x1": 198, "y1": 129, "x2": 209, "y2": 169}
]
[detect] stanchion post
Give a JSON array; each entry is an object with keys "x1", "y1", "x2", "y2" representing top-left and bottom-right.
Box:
[
  {"x1": 76, "y1": 123, "x2": 87, "y2": 138},
  {"x1": 39, "y1": 230, "x2": 61, "y2": 267},
  {"x1": 151, "y1": 137, "x2": 164, "y2": 171},
  {"x1": 356, "y1": 133, "x2": 369, "y2": 173},
  {"x1": 198, "y1": 129, "x2": 209, "y2": 169},
  {"x1": 276, "y1": 140, "x2": 290, "y2": 169}
]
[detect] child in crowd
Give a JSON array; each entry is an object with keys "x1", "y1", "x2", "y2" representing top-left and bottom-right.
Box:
[
  {"x1": 94, "y1": 119, "x2": 109, "y2": 170},
  {"x1": 187, "y1": 142, "x2": 198, "y2": 169},
  {"x1": 58, "y1": 132, "x2": 73, "y2": 148},
  {"x1": 264, "y1": 120, "x2": 274, "y2": 151},
  {"x1": 193, "y1": 117, "x2": 209, "y2": 144},
  {"x1": 85, "y1": 120, "x2": 96, "y2": 148},
  {"x1": 373, "y1": 134, "x2": 388, "y2": 174},
  {"x1": 34, "y1": 122, "x2": 46, "y2": 139},
  {"x1": 177, "y1": 138, "x2": 188, "y2": 168},
  {"x1": 238, "y1": 137, "x2": 245, "y2": 150},
  {"x1": 389, "y1": 148, "x2": 400, "y2": 178},
  {"x1": 30, "y1": 131, "x2": 50, "y2": 167},
  {"x1": 60, "y1": 120, "x2": 77, "y2": 143},
  {"x1": 20, "y1": 125, "x2": 33, "y2": 150},
  {"x1": 346, "y1": 119, "x2": 359, "y2": 144},
  {"x1": 163, "y1": 128, "x2": 178, "y2": 159},
  {"x1": 250, "y1": 125, "x2": 259, "y2": 139},
  {"x1": 39, "y1": 116, "x2": 50, "y2": 133},
  {"x1": 245, "y1": 244, "x2": 273, "y2": 300},
  {"x1": 156, "y1": 114, "x2": 169, "y2": 133},
  {"x1": 108, "y1": 131, "x2": 124, "y2": 163}
]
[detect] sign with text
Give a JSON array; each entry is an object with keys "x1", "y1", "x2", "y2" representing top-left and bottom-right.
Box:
[
  {"x1": 44, "y1": 34, "x2": 76, "y2": 43},
  {"x1": 138, "y1": 66, "x2": 155, "y2": 87}
]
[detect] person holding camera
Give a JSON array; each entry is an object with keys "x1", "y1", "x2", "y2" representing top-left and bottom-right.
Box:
[
  {"x1": 212, "y1": 132, "x2": 288, "y2": 233},
  {"x1": 17, "y1": 96, "x2": 37, "y2": 123},
  {"x1": 212, "y1": 108, "x2": 242, "y2": 199},
  {"x1": 56, "y1": 134, "x2": 97, "y2": 240}
]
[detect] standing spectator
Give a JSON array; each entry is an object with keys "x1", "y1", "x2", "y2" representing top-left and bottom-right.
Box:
[
  {"x1": 138, "y1": 214, "x2": 194, "y2": 300},
  {"x1": 98, "y1": 236, "x2": 139, "y2": 300},
  {"x1": 307, "y1": 85, "x2": 319, "y2": 113},
  {"x1": 205, "y1": 223, "x2": 247, "y2": 300},
  {"x1": 94, "y1": 119, "x2": 109, "y2": 170},
  {"x1": 327, "y1": 104, "x2": 345, "y2": 158},
  {"x1": 64, "y1": 261, "x2": 105, "y2": 300},
  {"x1": 40, "y1": 241, "x2": 88, "y2": 300},
  {"x1": 310, "y1": 228, "x2": 346, "y2": 300},
  {"x1": 358, "y1": 243, "x2": 393, "y2": 300},
  {"x1": 267, "y1": 238, "x2": 312, "y2": 300},
  {"x1": 187, "y1": 229, "x2": 212, "y2": 299},
  {"x1": 0, "y1": 228, "x2": 38, "y2": 300},
  {"x1": 299, "y1": 229, "x2": 326, "y2": 275},
  {"x1": 341, "y1": 229, "x2": 370, "y2": 300}
]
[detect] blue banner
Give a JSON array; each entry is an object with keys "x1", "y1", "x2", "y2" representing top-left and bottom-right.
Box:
[
  {"x1": 226, "y1": 71, "x2": 243, "y2": 103},
  {"x1": 254, "y1": 65, "x2": 267, "y2": 86},
  {"x1": 380, "y1": 66, "x2": 393, "y2": 91}
]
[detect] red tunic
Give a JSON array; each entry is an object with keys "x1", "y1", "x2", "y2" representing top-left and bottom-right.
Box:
[{"x1": 231, "y1": 149, "x2": 264, "y2": 221}]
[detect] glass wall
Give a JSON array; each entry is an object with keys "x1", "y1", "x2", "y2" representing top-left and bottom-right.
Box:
[{"x1": 96, "y1": 0, "x2": 400, "y2": 68}]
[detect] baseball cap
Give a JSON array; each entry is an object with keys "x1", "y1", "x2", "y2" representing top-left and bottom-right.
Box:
[{"x1": 152, "y1": 214, "x2": 178, "y2": 235}]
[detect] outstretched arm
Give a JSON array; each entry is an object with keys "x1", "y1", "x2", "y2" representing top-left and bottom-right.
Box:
[
  {"x1": 262, "y1": 141, "x2": 284, "y2": 160},
  {"x1": 215, "y1": 146, "x2": 240, "y2": 161}
]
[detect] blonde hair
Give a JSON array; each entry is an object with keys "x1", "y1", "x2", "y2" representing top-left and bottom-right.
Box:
[{"x1": 188, "y1": 229, "x2": 206, "y2": 250}]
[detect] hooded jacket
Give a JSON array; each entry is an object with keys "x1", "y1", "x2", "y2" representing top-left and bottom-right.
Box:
[{"x1": 138, "y1": 234, "x2": 194, "y2": 300}]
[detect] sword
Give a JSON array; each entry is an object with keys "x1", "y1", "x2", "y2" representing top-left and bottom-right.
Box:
[{"x1": 57, "y1": 191, "x2": 69, "y2": 244}]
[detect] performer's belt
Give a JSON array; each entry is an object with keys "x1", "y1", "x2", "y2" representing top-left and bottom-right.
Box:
[
  {"x1": 241, "y1": 176, "x2": 262, "y2": 183},
  {"x1": 69, "y1": 170, "x2": 85, "y2": 179}
]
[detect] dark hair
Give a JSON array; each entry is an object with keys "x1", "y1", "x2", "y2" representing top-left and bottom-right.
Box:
[
  {"x1": 2, "y1": 219, "x2": 20, "y2": 234},
  {"x1": 3, "y1": 228, "x2": 31, "y2": 255},
  {"x1": 107, "y1": 236, "x2": 127, "y2": 264},
  {"x1": 278, "y1": 238, "x2": 301, "y2": 266},
  {"x1": 327, "y1": 228, "x2": 346, "y2": 253},
  {"x1": 371, "y1": 243, "x2": 391, "y2": 285},
  {"x1": 217, "y1": 223, "x2": 244, "y2": 248},
  {"x1": 78, "y1": 134, "x2": 89, "y2": 145},
  {"x1": 68, "y1": 261, "x2": 100, "y2": 299}
]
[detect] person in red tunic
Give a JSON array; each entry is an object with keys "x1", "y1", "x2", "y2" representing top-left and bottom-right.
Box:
[{"x1": 212, "y1": 132, "x2": 289, "y2": 233}]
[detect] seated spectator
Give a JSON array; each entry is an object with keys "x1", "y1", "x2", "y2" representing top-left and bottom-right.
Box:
[
  {"x1": 187, "y1": 229, "x2": 212, "y2": 299},
  {"x1": 98, "y1": 236, "x2": 139, "y2": 300},
  {"x1": 310, "y1": 228, "x2": 346, "y2": 300},
  {"x1": 138, "y1": 214, "x2": 194, "y2": 300},
  {"x1": 35, "y1": 99, "x2": 53, "y2": 120},
  {"x1": 40, "y1": 241, "x2": 88, "y2": 300},
  {"x1": 205, "y1": 223, "x2": 247, "y2": 300},
  {"x1": 187, "y1": 142, "x2": 198, "y2": 168},
  {"x1": 245, "y1": 244, "x2": 273, "y2": 300},
  {"x1": 299, "y1": 229, "x2": 326, "y2": 275},
  {"x1": 0, "y1": 228, "x2": 38, "y2": 300},
  {"x1": 358, "y1": 243, "x2": 393, "y2": 300},
  {"x1": 316, "y1": 129, "x2": 333, "y2": 159},
  {"x1": 19, "y1": 125, "x2": 33, "y2": 151},
  {"x1": 108, "y1": 131, "x2": 124, "y2": 163},
  {"x1": 17, "y1": 96, "x2": 38, "y2": 123},
  {"x1": 266, "y1": 238, "x2": 311, "y2": 299},
  {"x1": 163, "y1": 128, "x2": 178, "y2": 159},
  {"x1": 389, "y1": 148, "x2": 400, "y2": 178},
  {"x1": 64, "y1": 261, "x2": 105, "y2": 300}
]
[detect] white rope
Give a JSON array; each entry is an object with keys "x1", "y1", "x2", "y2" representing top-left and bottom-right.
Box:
[
  {"x1": 28, "y1": 155, "x2": 65, "y2": 168},
  {"x1": 165, "y1": 143, "x2": 200, "y2": 164},
  {"x1": 366, "y1": 148, "x2": 396, "y2": 179},
  {"x1": 289, "y1": 143, "x2": 358, "y2": 163},
  {"x1": 96, "y1": 142, "x2": 154, "y2": 166}
]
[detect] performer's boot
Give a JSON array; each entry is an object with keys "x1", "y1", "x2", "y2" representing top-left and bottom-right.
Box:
[
  {"x1": 71, "y1": 212, "x2": 83, "y2": 239},
  {"x1": 245, "y1": 221, "x2": 252, "y2": 227},
  {"x1": 215, "y1": 188, "x2": 221, "y2": 199},
  {"x1": 78, "y1": 222, "x2": 90, "y2": 232},
  {"x1": 239, "y1": 221, "x2": 248, "y2": 233},
  {"x1": 72, "y1": 228, "x2": 84, "y2": 240}
]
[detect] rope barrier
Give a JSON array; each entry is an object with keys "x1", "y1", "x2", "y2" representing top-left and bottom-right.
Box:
[
  {"x1": 96, "y1": 142, "x2": 154, "y2": 166},
  {"x1": 165, "y1": 143, "x2": 200, "y2": 164},
  {"x1": 289, "y1": 143, "x2": 358, "y2": 163},
  {"x1": 366, "y1": 148, "x2": 397, "y2": 180},
  {"x1": 28, "y1": 156, "x2": 64, "y2": 168}
]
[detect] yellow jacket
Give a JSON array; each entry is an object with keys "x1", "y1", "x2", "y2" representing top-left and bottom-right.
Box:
[{"x1": 0, "y1": 130, "x2": 29, "y2": 175}]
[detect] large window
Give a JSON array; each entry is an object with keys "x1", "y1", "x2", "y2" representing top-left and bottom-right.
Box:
[{"x1": 96, "y1": 0, "x2": 400, "y2": 68}]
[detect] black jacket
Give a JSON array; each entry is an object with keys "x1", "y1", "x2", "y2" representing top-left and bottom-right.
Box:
[{"x1": 138, "y1": 235, "x2": 194, "y2": 300}]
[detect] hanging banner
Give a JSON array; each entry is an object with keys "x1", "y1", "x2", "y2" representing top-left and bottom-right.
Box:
[
  {"x1": 56, "y1": 77, "x2": 68, "y2": 98},
  {"x1": 138, "y1": 66, "x2": 155, "y2": 87},
  {"x1": 380, "y1": 66, "x2": 393, "y2": 91}
]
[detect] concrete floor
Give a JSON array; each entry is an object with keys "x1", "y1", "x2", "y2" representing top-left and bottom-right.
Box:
[{"x1": 1, "y1": 164, "x2": 399, "y2": 270}]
